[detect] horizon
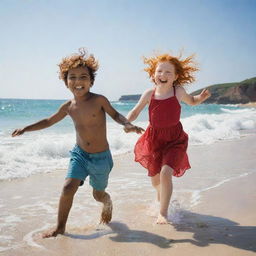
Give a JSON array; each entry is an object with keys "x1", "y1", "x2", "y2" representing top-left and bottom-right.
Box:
[{"x1": 1, "y1": 74, "x2": 254, "y2": 102}]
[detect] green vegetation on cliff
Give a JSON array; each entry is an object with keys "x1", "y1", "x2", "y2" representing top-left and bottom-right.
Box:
[{"x1": 192, "y1": 77, "x2": 256, "y2": 104}]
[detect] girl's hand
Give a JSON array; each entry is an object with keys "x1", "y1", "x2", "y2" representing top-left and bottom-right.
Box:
[
  {"x1": 123, "y1": 123, "x2": 145, "y2": 134},
  {"x1": 200, "y1": 89, "x2": 211, "y2": 101},
  {"x1": 12, "y1": 128, "x2": 25, "y2": 137}
]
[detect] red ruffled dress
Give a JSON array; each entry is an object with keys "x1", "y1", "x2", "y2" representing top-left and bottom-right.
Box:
[{"x1": 134, "y1": 87, "x2": 191, "y2": 177}]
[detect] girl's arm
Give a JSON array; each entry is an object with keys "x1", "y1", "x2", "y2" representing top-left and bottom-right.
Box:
[
  {"x1": 126, "y1": 88, "x2": 153, "y2": 122},
  {"x1": 12, "y1": 101, "x2": 70, "y2": 137},
  {"x1": 100, "y1": 96, "x2": 144, "y2": 134},
  {"x1": 178, "y1": 87, "x2": 211, "y2": 106}
]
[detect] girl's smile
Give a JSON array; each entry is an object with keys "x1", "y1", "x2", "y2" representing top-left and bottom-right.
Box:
[{"x1": 154, "y1": 61, "x2": 178, "y2": 86}]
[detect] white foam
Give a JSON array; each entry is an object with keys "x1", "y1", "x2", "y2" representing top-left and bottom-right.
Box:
[
  {"x1": 0, "y1": 235, "x2": 14, "y2": 240},
  {"x1": 1, "y1": 108, "x2": 255, "y2": 180},
  {"x1": 221, "y1": 107, "x2": 252, "y2": 113},
  {"x1": 168, "y1": 200, "x2": 184, "y2": 224},
  {"x1": 190, "y1": 172, "x2": 250, "y2": 207},
  {"x1": 0, "y1": 246, "x2": 15, "y2": 253},
  {"x1": 182, "y1": 109, "x2": 256, "y2": 144},
  {"x1": 12, "y1": 196, "x2": 22, "y2": 199},
  {"x1": 23, "y1": 224, "x2": 51, "y2": 249},
  {"x1": 2, "y1": 215, "x2": 22, "y2": 223}
]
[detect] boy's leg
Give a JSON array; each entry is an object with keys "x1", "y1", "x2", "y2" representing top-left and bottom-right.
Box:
[
  {"x1": 151, "y1": 173, "x2": 160, "y2": 201},
  {"x1": 157, "y1": 165, "x2": 173, "y2": 224},
  {"x1": 92, "y1": 189, "x2": 112, "y2": 224},
  {"x1": 42, "y1": 178, "x2": 81, "y2": 238}
]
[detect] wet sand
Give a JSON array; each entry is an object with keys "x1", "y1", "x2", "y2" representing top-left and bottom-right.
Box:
[{"x1": 0, "y1": 134, "x2": 256, "y2": 256}]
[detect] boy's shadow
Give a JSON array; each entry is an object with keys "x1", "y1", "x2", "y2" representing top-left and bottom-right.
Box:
[
  {"x1": 65, "y1": 211, "x2": 256, "y2": 252},
  {"x1": 171, "y1": 210, "x2": 256, "y2": 252},
  {"x1": 65, "y1": 221, "x2": 172, "y2": 248}
]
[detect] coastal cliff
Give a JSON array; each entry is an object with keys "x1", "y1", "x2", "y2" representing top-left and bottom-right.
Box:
[
  {"x1": 192, "y1": 77, "x2": 256, "y2": 104},
  {"x1": 119, "y1": 77, "x2": 256, "y2": 104},
  {"x1": 119, "y1": 94, "x2": 141, "y2": 101}
]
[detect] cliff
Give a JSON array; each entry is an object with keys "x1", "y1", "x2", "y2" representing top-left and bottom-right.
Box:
[
  {"x1": 119, "y1": 94, "x2": 141, "y2": 101},
  {"x1": 192, "y1": 77, "x2": 256, "y2": 104}
]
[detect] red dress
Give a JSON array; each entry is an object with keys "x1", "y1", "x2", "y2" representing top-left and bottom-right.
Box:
[{"x1": 134, "y1": 87, "x2": 191, "y2": 177}]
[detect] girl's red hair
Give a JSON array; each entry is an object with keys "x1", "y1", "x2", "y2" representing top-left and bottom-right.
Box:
[{"x1": 144, "y1": 53, "x2": 199, "y2": 86}]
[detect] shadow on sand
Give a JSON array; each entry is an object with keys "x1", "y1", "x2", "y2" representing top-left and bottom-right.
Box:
[
  {"x1": 65, "y1": 210, "x2": 256, "y2": 252},
  {"x1": 65, "y1": 221, "x2": 172, "y2": 248},
  {"x1": 171, "y1": 210, "x2": 256, "y2": 253}
]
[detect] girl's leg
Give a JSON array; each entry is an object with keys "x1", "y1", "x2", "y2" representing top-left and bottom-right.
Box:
[
  {"x1": 151, "y1": 173, "x2": 160, "y2": 201},
  {"x1": 93, "y1": 189, "x2": 112, "y2": 224},
  {"x1": 42, "y1": 178, "x2": 80, "y2": 238},
  {"x1": 157, "y1": 164, "x2": 173, "y2": 224}
]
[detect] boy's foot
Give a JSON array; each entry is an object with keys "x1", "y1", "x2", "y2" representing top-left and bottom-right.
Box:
[
  {"x1": 100, "y1": 199, "x2": 113, "y2": 224},
  {"x1": 156, "y1": 213, "x2": 169, "y2": 224},
  {"x1": 42, "y1": 227, "x2": 65, "y2": 238}
]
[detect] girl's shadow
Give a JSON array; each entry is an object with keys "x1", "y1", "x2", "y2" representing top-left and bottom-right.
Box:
[{"x1": 171, "y1": 210, "x2": 256, "y2": 252}]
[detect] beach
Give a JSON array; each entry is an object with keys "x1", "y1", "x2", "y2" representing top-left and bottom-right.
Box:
[
  {"x1": 1, "y1": 133, "x2": 256, "y2": 256},
  {"x1": 239, "y1": 102, "x2": 256, "y2": 108}
]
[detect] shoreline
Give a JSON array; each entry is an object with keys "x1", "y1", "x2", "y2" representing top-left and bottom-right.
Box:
[
  {"x1": 0, "y1": 134, "x2": 256, "y2": 255},
  {"x1": 1, "y1": 131, "x2": 255, "y2": 183},
  {"x1": 238, "y1": 101, "x2": 256, "y2": 108}
]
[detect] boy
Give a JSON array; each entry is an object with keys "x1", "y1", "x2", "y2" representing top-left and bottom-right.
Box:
[{"x1": 12, "y1": 48, "x2": 144, "y2": 237}]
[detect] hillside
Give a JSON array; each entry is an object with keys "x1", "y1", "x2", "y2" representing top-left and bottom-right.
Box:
[
  {"x1": 119, "y1": 94, "x2": 141, "y2": 101},
  {"x1": 192, "y1": 77, "x2": 256, "y2": 104}
]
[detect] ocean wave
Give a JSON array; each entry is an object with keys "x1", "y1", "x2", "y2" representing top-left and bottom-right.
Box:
[
  {"x1": 220, "y1": 107, "x2": 253, "y2": 113},
  {"x1": 183, "y1": 109, "x2": 256, "y2": 144},
  {"x1": 0, "y1": 109, "x2": 255, "y2": 180}
]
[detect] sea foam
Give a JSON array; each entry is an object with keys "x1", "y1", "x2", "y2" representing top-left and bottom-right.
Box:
[{"x1": 0, "y1": 107, "x2": 255, "y2": 180}]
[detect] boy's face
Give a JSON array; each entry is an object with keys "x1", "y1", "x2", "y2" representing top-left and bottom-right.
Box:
[
  {"x1": 153, "y1": 61, "x2": 178, "y2": 87},
  {"x1": 67, "y1": 66, "x2": 92, "y2": 97}
]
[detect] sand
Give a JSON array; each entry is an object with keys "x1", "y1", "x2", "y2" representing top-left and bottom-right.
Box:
[
  {"x1": 0, "y1": 134, "x2": 256, "y2": 256},
  {"x1": 239, "y1": 102, "x2": 256, "y2": 108}
]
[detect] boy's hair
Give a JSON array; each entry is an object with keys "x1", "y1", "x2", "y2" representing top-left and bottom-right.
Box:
[
  {"x1": 143, "y1": 53, "x2": 199, "y2": 86},
  {"x1": 58, "y1": 48, "x2": 99, "y2": 86}
]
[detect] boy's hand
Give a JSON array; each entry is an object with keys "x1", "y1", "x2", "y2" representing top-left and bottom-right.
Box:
[
  {"x1": 123, "y1": 123, "x2": 144, "y2": 134},
  {"x1": 12, "y1": 128, "x2": 25, "y2": 137},
  {"x1": 200, "y1": 89, "x2": 211, "y2": 101}
]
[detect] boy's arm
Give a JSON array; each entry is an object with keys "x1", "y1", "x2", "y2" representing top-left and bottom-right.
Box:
[
  {"x1": 178, "y1": 87, "x2": 211, "y2": 106},
  {"x1": 126, "y1": 89, "x2": 153, "y2": 122},
  {"x1": 12, "y1": 101, "x2": 70, "y2": 137},
  {"x1": 100, "y1": 96, "x2": 144, "y2": 134}
]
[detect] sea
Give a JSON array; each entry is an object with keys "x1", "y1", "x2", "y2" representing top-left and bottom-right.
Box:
[
  {"x1": 1, "y1": 98, "x2": 256, "y2": 253},
  {"x1": 0, "y1": 98, "x2": 255, "y2": 181}
]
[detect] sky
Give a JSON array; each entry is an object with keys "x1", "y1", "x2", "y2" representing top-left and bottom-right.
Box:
[{"x1": 0, "y1": 0, "x2": 255, "y2": 101}]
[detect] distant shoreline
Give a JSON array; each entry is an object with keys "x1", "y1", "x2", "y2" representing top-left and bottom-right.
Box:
[{"x1": 239, "y1": 102, "x2": 256, "y2": 108}]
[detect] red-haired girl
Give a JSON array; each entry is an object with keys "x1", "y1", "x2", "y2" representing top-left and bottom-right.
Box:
[{"x1": 126, "y1": 53, "x2": 211, "y2": 224}]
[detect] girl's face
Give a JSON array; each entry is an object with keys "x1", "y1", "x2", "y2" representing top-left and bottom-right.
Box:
[{"x1": 154, "y1": 61, "x2": 178, "y2": 87}]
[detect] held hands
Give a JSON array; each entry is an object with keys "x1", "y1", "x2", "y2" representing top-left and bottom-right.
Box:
[
  {"x1": 12, "y1": 128, "x2": 25, "y2": 137},
  {"x1": 200, "y1": 88, "x2": 211, "y2": 102},
  {"x1": 123, "y1": 123, "x2": 145, "y2": 134}
]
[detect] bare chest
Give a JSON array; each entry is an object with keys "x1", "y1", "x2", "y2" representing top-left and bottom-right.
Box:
[{"x1": 68, "y1": 102, "x2": 105, "y2": 126}]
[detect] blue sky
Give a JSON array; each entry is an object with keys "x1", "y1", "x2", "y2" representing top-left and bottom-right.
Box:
[{"x1": 0, "y1": 0, "x2": 255, "y2": 101}]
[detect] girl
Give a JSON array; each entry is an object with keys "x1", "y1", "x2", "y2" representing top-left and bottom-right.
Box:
[{"x1": 125, "y1": 53, "x2": 211, "y2": 224}]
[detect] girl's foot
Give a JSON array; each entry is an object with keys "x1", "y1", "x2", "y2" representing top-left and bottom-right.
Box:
[
  {"x1": 156, "y1": 213, "x2": 169, "y2": 224},
  {"x1": 100, "y1": 199, "x2": 113, "y2": 224}
]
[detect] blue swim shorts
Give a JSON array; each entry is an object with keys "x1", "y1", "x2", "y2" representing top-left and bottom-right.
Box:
[{"x1": 66, "y1": 144, "x2": 113, "y2": 191}]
